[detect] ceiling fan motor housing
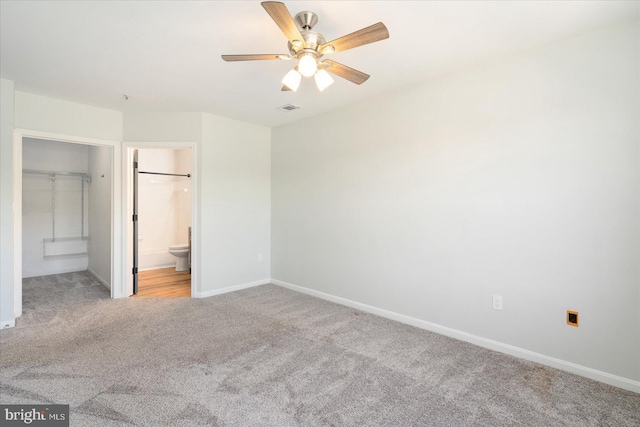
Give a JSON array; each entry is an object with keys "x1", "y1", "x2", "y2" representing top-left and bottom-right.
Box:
[
  {"x1": 295, "y1": 11, "x2": 318, "y2": 30},
  {"x1": 286, "y1": 10, "x2": 327, "y2": 59},
  {"x1": 288, "y1": 30, "x2": 326, "y2": 56}
]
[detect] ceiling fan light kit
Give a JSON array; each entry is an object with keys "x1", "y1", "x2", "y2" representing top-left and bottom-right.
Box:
[
  {"x1": 282, "y1": 69, "x2": 302, "y2": 91},
  {"x1": 314, "y1": 69, "x2": 334, "y2": 91},
  {"x1": 221, "y1": 1, "x2": 389, "y2": 93},
  {"x1": 298, "y1": 53, "x2": 318, "y2": 77}
]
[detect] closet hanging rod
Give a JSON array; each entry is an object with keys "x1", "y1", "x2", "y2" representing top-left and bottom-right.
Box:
[
  {"x1": 138, "y1": 171, "x2": 191, "y2": 178},
  {"x1": 23, "y1": 169, "x2": 91, "y2": 181}
]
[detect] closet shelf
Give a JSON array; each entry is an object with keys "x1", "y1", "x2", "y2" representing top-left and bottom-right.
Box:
[
  {"x1": 23, "y1": 169, "x2": 91, "y2": 182},
  {"x1": 43, "y1": 237, "x2": 88, "y2": 258}
]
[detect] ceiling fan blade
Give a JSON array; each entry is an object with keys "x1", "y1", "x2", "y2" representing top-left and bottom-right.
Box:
[
  {"x1": 281, "y1": 85, "x2": 292, "y2": 91},
  {"x1": 322, "y1": 60, "x2": 370, "y2": 85},
  {"x1": 261, "y1": 2, "x2": 305, "y2": 46},
  {"x1": 321, "y1": 22, "x2": 389, "y2": 54},
  {"x1": 221, "y1": 54, "x2": 285, "y2": 61}
]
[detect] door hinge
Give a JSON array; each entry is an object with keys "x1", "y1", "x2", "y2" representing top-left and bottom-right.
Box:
[
  {"x1": 133, "y1": 161, "x2": 138, "y2": 169},
  {"x1": 132, "y1": 214, "x2": 138, "y2": 221},
  {"x1": 132, "y1": 267, "x2": 138, "y2": 274}
]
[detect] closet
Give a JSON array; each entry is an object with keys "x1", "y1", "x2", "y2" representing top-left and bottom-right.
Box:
[
  {"x1": 23, "y1": 168, "x2": 90, "y2": 259},
  {"x1": 21, "y1": 138, "x2": 111, "y2": 286}
]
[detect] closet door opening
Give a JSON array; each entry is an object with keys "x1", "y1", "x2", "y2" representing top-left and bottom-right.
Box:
[{"x1": 20, "y1": 137, "x2": 113, "y2": 324}]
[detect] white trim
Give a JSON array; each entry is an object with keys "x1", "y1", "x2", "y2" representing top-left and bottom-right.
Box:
[
  {"x1": 194, "y1": 279, "x2": 270, "y2": 299},
  {"x1": 13, "y1": 131, "x2": 22, "y2": 318},
  {"x1": 1, "y1": 320, "x2": 16, "y2": 329},
  {"x1": 271, "y1": 278, "x2": 640, "y2": 395},
  {"x1": 87, "y1": 267, "x2": 110, "y2": 290},
  {"x1": 15, "y1": 129, "x2": 119, "y2": 147},
  {"x1": 139, "y1": 264, "x2": 175, "y2": 272},
  {"x1": 23, "y1": 267, "x2": 88, "y2": 279}
]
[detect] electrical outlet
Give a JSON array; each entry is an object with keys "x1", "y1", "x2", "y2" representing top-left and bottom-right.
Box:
[
  {"x1": 258, "y1": 254, "x2": 263, "y2": 263},
  {"x1": 492, "y1": 295, "x2": 503, "y2": 311}
]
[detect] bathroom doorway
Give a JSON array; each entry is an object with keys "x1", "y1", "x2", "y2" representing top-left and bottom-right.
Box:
[{"x1": 131, "y1": 147, "x2": 192, "y2": 298}]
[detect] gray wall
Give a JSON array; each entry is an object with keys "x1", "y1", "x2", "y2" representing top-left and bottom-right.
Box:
[{"x1": 271, "y1": 23, "x2": 640, "y2": 381}]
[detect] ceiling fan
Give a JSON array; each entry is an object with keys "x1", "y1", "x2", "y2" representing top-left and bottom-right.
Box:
[{"x1": 221, "y1": 1, "x2": 389, "y2": 92}]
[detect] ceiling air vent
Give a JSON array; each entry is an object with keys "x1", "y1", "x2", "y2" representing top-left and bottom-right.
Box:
[{"x1": 277, "y1": 104, "x2": 301, "y2": 112}]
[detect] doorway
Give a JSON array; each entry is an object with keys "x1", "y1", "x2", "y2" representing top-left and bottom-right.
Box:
[
  {"x1": 129, "y1": 147, "x2": 193, "y2": 298},
  {"x1": 12, "y1": 130, "x2": 122, "y2": 324}
]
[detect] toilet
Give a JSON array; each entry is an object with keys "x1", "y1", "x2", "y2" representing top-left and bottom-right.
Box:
[{"x1": 168, "y1": 243, "x2": 189, "y2": 271}]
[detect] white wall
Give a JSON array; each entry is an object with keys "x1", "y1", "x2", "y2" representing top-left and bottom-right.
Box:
[
  {"x1": 271, "y1": 22, "x2": 640, "y2": 385},
  {"x1": 123, "y1": 112, "x2": 201, "y2": 292},
  {"x1": 88, "y1": 145, "x2": 112, "y2": 288},
  {"x1": 123, "y1": 112, "x2": 271, "y2": 296},
  {"x1": 200, "y1": 113, "x2": 271, "y2": 294},
  {"x1": 22, "y1": 138, "x2": 89, "y2": 277},
  {"x1": 15, "y1": 91, "x2": 122, "y2": 141},
  {"x1": 0, "y1": 78, "x2": 15, "y2": 327},
  {"x1": 137, "y1": 148, "x2": 191, "y2": 270},
  {"x1": 123, "y1": 112, "x2": 202, "y2": 143},
  {"x1": 9, "y1": 91, "x2": 124, "y2": 315}
]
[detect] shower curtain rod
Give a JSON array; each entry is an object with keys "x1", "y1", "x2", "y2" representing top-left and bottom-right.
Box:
[{"x1": 138, "y1": 171, "x2": 191, "y2": 178}]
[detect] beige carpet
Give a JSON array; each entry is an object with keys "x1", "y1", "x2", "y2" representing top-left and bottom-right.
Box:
[{"x1": 1, "y1": 271, "x2": 639, "y2": 426}]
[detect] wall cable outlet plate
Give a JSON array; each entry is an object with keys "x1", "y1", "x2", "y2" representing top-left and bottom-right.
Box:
[{"x1": 567, "y1": 310, "x2": 579, "y2": 327}]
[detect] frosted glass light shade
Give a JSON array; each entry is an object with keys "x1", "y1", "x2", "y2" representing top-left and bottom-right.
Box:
[
  {"x1": 298, "y1": 54, "x2": 318, "y2": 77},
  {"x1": 282, "y1": 69, "x2": 302, "y2": 91},
  {"x1": 314, "y1": 69, "x2": 334, "y2": 91}
]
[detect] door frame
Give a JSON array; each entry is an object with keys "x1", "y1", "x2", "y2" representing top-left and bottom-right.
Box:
[
  {"x1": 12, "y1": 128, "x2": 125, "y2": 318},
  {"x1": 124, "y1": 142, "x2": 198, "y2": 297}
]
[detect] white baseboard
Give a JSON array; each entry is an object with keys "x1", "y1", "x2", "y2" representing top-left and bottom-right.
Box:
[
  {"x1": 87, "y1": 267, "x2": 110, "y2": 290},
  {"x1": 139, "y1": 251, "x2": 175, "y2": 271},
  {"x1": 22, "y1": 266, "x2": 87, "y2": 279},
  {"x1": 1, "y1": 320, "x2": 15, "y2": 329},
  {"x1": 194, "y1": 279, "x2": 270, "y2": 299},
  {"x1": 271, "y1": 278, "x2": 640, "y2": 395}
]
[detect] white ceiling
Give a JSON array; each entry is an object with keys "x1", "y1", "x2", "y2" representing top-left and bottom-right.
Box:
[{"x1": 1, "y1": 1, "x2": 637, "y2": 128}]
